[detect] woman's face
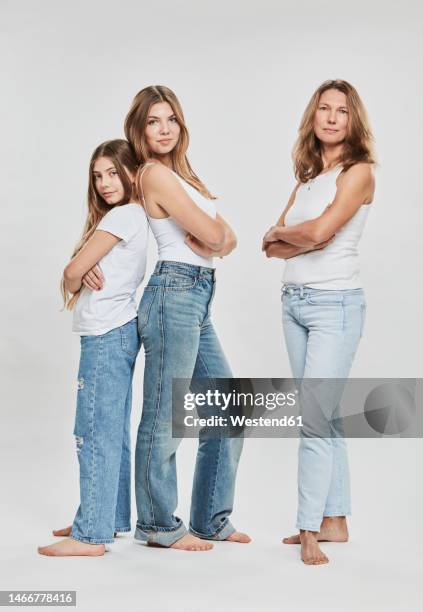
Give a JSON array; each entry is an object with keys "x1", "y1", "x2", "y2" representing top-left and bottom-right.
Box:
[
  {"x1": 313, "y1": 89, "x2": 349, "y2": 146},
  {"x1": 145, "y1": 101, "x2": 181, "y2": 156},
  {"x1": 93, "y1": 156, "x2": 129, "y2": 205}
]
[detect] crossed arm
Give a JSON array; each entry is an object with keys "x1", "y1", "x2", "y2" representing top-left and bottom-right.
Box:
[
  {"x1": 75, "y1": 165, "x2": 237, "y2": 293},
  {"x1": 63, "y1": 231, "x2": 121, "y2": 293},
  {"x1": 263, "y1": 163, "x2": 374, "y2": 259}
]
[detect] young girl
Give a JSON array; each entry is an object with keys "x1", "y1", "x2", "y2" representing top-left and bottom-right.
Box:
[
  {"x1": 38, "y1": 139, "x2": 148, "y2": 556},
  {"x1": 263, "y1": 79, "x2": 375, "y2": 565},
  {"x1": 124, "y1": 85, "x2": 250, "y2": 551}
]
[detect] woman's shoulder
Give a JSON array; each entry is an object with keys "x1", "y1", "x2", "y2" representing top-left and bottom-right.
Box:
[
  {"x1": 141, "y1": 161, "x2": 176, "y2": 184},
  {"x1": 341, "y1": 162, "x2": 375, "y2": 181},
  {"x1": 338, "y1": 162, "x2": 375, "y2": 190}
]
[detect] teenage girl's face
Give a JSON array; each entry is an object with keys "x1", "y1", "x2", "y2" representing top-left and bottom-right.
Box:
[
  {"x1": 145, "y1": 101, "x2": 181, "y2": 157},
  {"x1": 92, "y1": 156, "x2": 131, "y2": 206},
  {"x1": 314, "y1": 89, "x2": 349, "y2": 146}
]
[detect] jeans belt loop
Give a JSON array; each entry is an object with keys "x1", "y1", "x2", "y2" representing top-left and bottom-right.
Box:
[{"x1": 299, "y1": 285, "x2": 304, "y2": 299}]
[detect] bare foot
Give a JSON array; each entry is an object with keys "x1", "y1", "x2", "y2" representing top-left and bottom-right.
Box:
[
  {"x1": 169, "y1": 534, "x2": 213, "y2": 551},
  {"x1": 52, "y1": 526, "x2": 72, "y2": 537},
  {"x1": 38, "y1": 538, "x2": 105, "y2": 557},
  {"x1": 283, "y1": 516, "x2": 348, "y2": 544},
  {"x1": 299, "y1": 531, "x2": 329, "y2": 565},
  {"x1": 53, "y1": 526, "x2": 117, "y2": 538},
  {"x1": 225, "y1": 531, "x2": 251, "y2": 543}
]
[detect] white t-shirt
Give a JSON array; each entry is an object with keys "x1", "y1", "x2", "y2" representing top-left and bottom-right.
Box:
[{"x1": 73, "y1": 203, "x2": 149, "y2": 336}]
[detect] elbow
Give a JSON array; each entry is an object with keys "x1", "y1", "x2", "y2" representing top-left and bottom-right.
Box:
[
  {"x1": 63, "y1": 264, "x2": 82, "y2": 292},
  {"x1": 306, "y1": 225, "x2": 329, "y2": 246},
  {"x1": 63, "y1": 264, "x2": 78, "y2": 283},
  {"x1": 207, "y1": 226, "x2": 226, "y2": 251},
  {"x1": 228, "y1": 233, "x2": 237, "y2": 252}
]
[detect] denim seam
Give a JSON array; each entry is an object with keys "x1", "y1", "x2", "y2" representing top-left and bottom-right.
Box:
[
  {"x1": 203, "y1": 280, "x2": 216, "y2": 323},
  {"x1": 87, "y1": 337, "x2": 103, "y2": 538},
  {"x1": 164, "y1": 276, "x2": 199, "y2": 292},
  {"x1": 195, "y1": 346, "x2": 220, "y2": 529},
  {"x1": 189, "y1": 518, "x2": 232, "y2": 540},
  {"x1": 136, "y1": 522, "x2": 185, "y2": 534},
  {"x1": 114, "y1": 526, "x2": 131, "y2": 532},
  {"x1": 71, "y1": 532, "x2": 113, "y2": 545},
  {"x1": 138, "y1": 286, "x2": 158, "y2": 334},
  {"x1": 144, "y1": 287, "x2": 165, "y2": 529},
  {"x1": 119, "y1": 326, "x2": 138, "y2": 357}
]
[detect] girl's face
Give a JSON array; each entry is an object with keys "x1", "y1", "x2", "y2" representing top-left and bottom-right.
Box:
[
  {"x1": 145, "y1": 101, "x2": 181, "y2": 156},
  {"x1": 93, "y1": 156, "x2": 132, "y2": 205},
  {"x1": 313, "y1": 89, "x2": 349, "y2": 146}
]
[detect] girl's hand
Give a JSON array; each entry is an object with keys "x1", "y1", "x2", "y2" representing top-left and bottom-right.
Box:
[
  {"x1": 184, "y1": 234, "x2": 215, "y2": 258},
  {"x1": 261, "y1": 226, "x2": 282, "y2": 251},
  {"x1": 82, "y1": 265, "x2": 104, "y2": 291}
]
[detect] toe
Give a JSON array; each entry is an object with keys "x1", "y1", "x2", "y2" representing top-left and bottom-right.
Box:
[{"x1": 283, "y1": 534, "x2": 301, "y2": 544}]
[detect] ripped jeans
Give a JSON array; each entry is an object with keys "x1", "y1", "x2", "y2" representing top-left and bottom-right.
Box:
[{"x1": 71, "y1": 318, "x2": 140, "y2": 544}]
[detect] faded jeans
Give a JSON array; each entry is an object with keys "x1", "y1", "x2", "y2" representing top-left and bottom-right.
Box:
[
  {"x1": 71, "y1": 318, "x2": 140, "y2": 544},
  {"x1": 134, "y1": 261, "x2": 243, "y2": 546},
  {"x1": 282, "y1": 285, "x2": 366, "y2": 531}
]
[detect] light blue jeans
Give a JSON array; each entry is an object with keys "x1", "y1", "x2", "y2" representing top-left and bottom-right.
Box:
[
  {"x1": 134, "y1": 261, "x2": 244, "y2": 546},
  {"x1": 282, "y1": 284, "x2": 366, "y2": 532},
  {"x1": 71, "y1": 318, "x2": 140, "y2": 544}
]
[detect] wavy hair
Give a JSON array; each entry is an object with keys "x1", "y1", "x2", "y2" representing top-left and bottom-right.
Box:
[
  {"x1": 61, "y1": 139, "x2": 139, "y2": 310},
  {"x1": 293, "y1": 79, "x2": 376, "y2": 183},
  {"x1": 124, "y1": 85, "x2": 214, "y2": 199}
]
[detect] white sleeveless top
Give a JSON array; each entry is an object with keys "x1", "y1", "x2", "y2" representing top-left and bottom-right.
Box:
[
  {"x1": 283, "y1": 166, "x2": 371, "y2": 289},
  {"x1": 141, "y1": 165, "x2": 217, "y2": 268}
]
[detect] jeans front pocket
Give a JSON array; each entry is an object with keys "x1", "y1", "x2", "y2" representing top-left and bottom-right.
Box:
[
  {"x1": 165, "y1": 273, "x2": 199, "y2": 292},
  {"x1": 138, "y1": 286, "x2": 158, "y2": 335},
  {"x1": 305, "y1": 292, "x2": 344, "y2": 306}
]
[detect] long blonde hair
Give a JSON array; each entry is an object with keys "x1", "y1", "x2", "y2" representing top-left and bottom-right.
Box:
[
  {"x1": 124, "y1": 85, "x2": 215, "y2": 199},
  {"x1": 61, "y1": 139, "x2": 139, "y2": 310},
  {"x1": 293, "y1": 79, "x2": 376, "y2": 183}
]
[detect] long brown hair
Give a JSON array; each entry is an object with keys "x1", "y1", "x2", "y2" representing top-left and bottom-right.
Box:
[
  {"x1": 61, "y1": 139, "x2": 139, "y2": 310},
  {"x1": 293, "y1": 79, "x2": 376, "y2": 183},
  {"x1": 124, "y1": 85, "x2": 214, "y2": 199}
]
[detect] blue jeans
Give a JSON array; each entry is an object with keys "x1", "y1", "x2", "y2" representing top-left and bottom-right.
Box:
[
  {"x1": 71, "y1": 318, "x2": 140, "y2": 544},
  {"x1": 282, "y1": 285, "x2": 366, "y2": 532},
  {"x1": 134, "y1": 261, "x2": 243, "y2": 546}
]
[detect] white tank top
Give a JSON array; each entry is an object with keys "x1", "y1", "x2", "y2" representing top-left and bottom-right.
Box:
[
  {"x1": 283, "y1": 166, "x2": 371, "y2": 289},
  {"x1": 140, "y1": 164, "x2": 217, "y2": 268}
]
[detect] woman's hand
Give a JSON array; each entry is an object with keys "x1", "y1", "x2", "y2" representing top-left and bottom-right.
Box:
[
  {"x1": 261, "y1": 225, "x2": 283, "y2": 251},
  {"x1": 81, "y1": 264, "x2": 104, "y2": 291},
  {"x1": 264, "y1": 236, "x2": 335, "y2": 259}
]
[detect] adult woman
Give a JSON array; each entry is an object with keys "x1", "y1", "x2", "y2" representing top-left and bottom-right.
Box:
[
  {"x1": 263, "y1": 80, "x2": 375, "y2": 565},
  {"x1": 125, "y1": 85, "x2": 250, "y2": 551}
]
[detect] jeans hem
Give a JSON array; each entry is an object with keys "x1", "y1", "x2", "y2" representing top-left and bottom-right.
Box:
[
  {"x1": 70, "y1": 532, "x2": 113, "y2": 545},
  {"x1": 323, "y1": 509, "x2": 351, "y2": 517},
  {"x1": 134, "y1": 522, "x2": 187, "y2": 546},
  {"x1": 189, "y1": 520, "x2": 235, "y2": 541},
  {"x1": 115, "y1": 526, "x2": 131, "y2": 533}
]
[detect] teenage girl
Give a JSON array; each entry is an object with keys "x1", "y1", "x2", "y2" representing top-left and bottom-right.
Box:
[
  {"x1": 263, "y1": 79, "x2": 375, "y2": 565},
  {"x1": 124, "y1": 85, "x2": 251, "y2": 551},
  {"x1": 38, "y1": 139, "x2": 148, "y2": 556}
]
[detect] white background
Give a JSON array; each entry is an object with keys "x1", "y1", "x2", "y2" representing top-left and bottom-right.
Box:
[{"x1": 1, "y1": 1, "x2": 422, "y2": 610}]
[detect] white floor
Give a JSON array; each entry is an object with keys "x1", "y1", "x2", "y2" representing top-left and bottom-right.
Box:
[
  {"x1": 1, "y1": 435, "x2": 421, "y2": 612},
  {"x1": 2, "y1": 526, "x2": 421, "y2": 612}
]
